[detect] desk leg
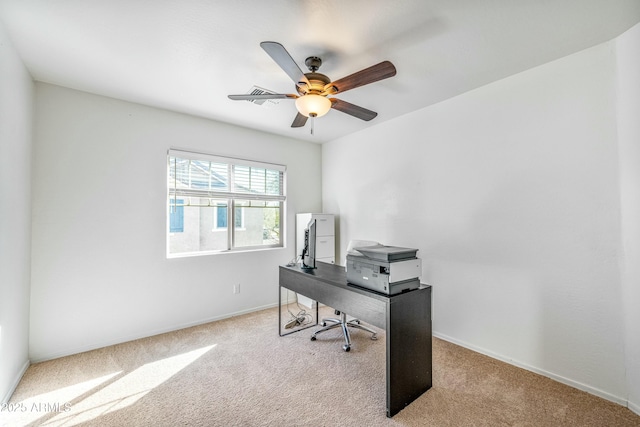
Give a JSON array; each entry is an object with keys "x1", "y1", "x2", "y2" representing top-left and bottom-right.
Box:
[{"x1": 386, "y1": 288, "x2": 432, "y2": 417}]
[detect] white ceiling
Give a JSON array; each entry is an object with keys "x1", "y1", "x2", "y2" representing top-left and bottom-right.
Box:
[{"x1": 1, "y1": 0, "x2": 639, "y2": 143}]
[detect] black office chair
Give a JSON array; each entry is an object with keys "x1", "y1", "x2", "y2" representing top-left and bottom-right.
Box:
[
  {"x1": 310, "y1": 309, "x2": 377, "y2": 352},
  {"x1": 310, "y1": 240, "x2": 379, "y2": 352}
]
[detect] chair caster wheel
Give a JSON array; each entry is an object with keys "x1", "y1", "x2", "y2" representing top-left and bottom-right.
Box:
[
  {"x1": 343, "y1": 345, "x2": 350, "y2": 352},
  {"x1": 352, "y1": 320, "x2": 361, "y2": 325},
  {"x1": 310, "y1": 336, "x2": 317, "y2": 341},
  {"x1": 321, "y1": 322, "x2": 327, "y2": 327},
  {"x1": 371, "y1": 334, "x2": 378, "y2": 340}
]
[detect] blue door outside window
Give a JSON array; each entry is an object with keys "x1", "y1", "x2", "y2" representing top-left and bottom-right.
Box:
[
  {"x1": 169, "y1": 199, "x2": 184, "y2": 232},
  {"x1": 217, "y1": 205, "x2": 228, "y2": 228}
]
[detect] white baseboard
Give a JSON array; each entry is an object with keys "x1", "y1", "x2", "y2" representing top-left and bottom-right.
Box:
[
  {"x1": 296, "y1": 294, "x2": 316, "y2": 309},
  {"x1": 433, "y1": 331, "x2": 628, "y2": 407},
  {"x1": 1, "y1": 359, "x2": 30, "y2": 404},
  {"x1": 280, "y1": 289, "x2": 299, "y2": 305},
  {"x1": 628, "y1": 399, "x2": 640, "y2": 416},
  {"x1": 30, "y1": 302, "x2": 279, "y2": 363},
  {"x1": 281, "y1": 292, "x2": 326, "y2": 310}
]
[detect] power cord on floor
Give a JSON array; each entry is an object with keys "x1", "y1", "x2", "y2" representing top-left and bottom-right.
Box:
[{"x1": 283, "y1": 291, "x2": 313, "y2": 329}]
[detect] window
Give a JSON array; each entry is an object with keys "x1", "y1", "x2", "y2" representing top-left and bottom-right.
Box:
[{"x1": 167, "y1": 149, "x2": 285, "y2": 256}]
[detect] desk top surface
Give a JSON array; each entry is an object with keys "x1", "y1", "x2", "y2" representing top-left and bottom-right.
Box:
[{"x1": 280, "y1": 262, "x2": 430, "y2": 301}]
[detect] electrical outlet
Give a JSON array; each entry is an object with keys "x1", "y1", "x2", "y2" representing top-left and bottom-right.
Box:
[{"x1": 233, "y1": 284, "x2": 240, "y2": 294}]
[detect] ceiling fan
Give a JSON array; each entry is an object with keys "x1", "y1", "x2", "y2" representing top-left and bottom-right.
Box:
[{"x1": 228, "y1": 42, "x2": 397, "y2": 133}]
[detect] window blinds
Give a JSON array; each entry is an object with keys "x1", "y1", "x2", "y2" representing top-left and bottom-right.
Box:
[{"x1": 168, "y1": 149, "x2": 286, "y2": 202}]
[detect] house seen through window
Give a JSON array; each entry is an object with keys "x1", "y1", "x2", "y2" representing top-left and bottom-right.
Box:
[
  {"x1": 214, "y1": 204, "x2": 244, "y2": 229},
  {"x1": 167, "y1": 149, "x2": 285, "y2": 256}
]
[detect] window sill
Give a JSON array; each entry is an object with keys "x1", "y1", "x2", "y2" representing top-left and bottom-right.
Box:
[{"x1": 167, "y1": 245, "x2": 284, "y2": 259}]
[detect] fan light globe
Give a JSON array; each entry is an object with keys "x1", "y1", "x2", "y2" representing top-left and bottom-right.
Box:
[{"x1": 295, "y1": 94, "x2": 331, "y2": 118}]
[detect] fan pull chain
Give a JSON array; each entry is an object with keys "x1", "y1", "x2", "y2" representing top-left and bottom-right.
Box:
[{"x1": 310, "y1": 112, "x2": 316, "y2": 135}]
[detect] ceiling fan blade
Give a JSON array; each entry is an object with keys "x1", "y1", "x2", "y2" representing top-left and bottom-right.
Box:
[
  {"x1": 326, "y1": 61, "x2": 396, "y2": 94},
  {"x1": 291, "y1": 112, "x2": 308, "y2": 128},
  {"x1": 228, "y1": 93, "x2": 297, "y2": 101},
  {"x1": 330, "y1": 98, "x2": 377, "y2": 121},
  {"x1": 260, "y1": 41, "x2": 310, "y2": 87}
]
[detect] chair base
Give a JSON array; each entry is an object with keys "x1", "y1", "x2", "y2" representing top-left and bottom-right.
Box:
[{"x1": 310, "y1": 311, "x2": 377, "y2": 351}]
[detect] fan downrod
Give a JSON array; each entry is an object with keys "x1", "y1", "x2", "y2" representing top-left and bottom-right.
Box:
[{"x1": 305, "y1": 56, "x2": 322, "y2": 72}]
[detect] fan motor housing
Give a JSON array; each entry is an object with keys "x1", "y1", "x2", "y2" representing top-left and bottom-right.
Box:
[{"x1": 297, "y1": 72, "x2": 331, "y2": 96}]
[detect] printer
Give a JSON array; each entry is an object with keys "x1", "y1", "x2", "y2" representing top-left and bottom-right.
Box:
[{"x1": 346, "y1": 245, "x2": 422, "y2": 295}]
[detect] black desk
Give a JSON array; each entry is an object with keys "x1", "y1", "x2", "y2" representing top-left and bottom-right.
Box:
[{"x1": 278, "y1": 262, "x2": 432, "y2": 417}]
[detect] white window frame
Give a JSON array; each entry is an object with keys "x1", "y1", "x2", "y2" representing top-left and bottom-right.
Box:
[{"x1": 167, "y1": 149, "x2": 286, "y2": 257}]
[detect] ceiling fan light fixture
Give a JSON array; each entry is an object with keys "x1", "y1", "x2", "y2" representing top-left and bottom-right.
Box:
[{"x1": 295, "y1": 94, "x2": 331, "y2": 118}]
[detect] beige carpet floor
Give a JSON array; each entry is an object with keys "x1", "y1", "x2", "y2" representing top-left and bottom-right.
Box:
[{"x1": 3, "y1": 305, "x2": 639, "y2": 427}]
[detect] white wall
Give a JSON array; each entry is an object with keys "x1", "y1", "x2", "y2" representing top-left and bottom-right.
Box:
[
  {"x1": 616, "y1": 22, "x2": 640, "y2": 414},
  {"x1": 30, "y1": 83, "x2": 322, "y2": 362},
  {"x1": 323, "y1": 42, "x2": 628, "y2": 403},
  {"x1": 0, "y1": 20, "x2": 33, "y2": 402}
]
